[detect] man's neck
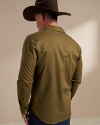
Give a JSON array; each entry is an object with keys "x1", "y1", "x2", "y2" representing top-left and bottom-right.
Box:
[
  {"x1": 40, "y1": 21, "x2": 57, "y2": 31},
  {"x1": 46, "y1": 21, "x2": 57, "y2": 27}
]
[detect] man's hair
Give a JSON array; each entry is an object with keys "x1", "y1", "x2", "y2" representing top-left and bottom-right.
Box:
[
  {"x1": 45, "y1": 13, "x2": 58, "y2": 22},
  {"x1": 42, "y1": 12, "x2": 58, "y2": 22}
]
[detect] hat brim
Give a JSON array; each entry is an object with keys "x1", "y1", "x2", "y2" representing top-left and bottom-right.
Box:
[{"x1": 23, "y1": 6, "x2": 71, "y2": 21}]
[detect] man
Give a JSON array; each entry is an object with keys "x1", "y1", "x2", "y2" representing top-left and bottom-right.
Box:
[{"x1": 17, "y1": 0, "x2": 83, "y2": 125}]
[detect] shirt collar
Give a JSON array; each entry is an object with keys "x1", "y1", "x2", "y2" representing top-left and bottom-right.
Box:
[{"x1": 43, "y1": 25, "x2": 65, "y2": 33}]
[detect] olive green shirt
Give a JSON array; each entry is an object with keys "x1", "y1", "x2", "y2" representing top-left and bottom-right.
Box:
[{"x1": 17, "y1": 25, "x2": 82, "y2": 124}]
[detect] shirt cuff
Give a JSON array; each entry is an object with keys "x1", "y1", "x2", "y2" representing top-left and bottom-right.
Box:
[{"x1": 19, "y1": 103, "x2": 29, "y2": 115}]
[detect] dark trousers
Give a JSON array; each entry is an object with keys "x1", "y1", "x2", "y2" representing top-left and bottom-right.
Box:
[{"x1": 27, "y1": 110, "x2": 70, "y2": 125}]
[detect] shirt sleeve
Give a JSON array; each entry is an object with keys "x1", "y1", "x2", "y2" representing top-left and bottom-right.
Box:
[
  {"x1": 17, "y1": 35, "x2": 37, "y2": 115},
  {"x1": 71, "y1": 48, "x2": 83, "y2": 100}
]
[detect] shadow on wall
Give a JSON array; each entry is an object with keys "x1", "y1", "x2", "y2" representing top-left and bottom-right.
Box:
[{"x1": 58, "y1": 0, "x2": 100, "y2": 117}]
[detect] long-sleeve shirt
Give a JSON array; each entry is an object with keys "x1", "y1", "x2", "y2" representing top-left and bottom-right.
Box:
[{"x1": 17, "y1": 25, "x2": 83, "y2": 124}]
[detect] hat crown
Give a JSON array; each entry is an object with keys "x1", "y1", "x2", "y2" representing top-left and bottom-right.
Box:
[{"x1": 35, "y1": 0, "x2": 58, "y2": 11}]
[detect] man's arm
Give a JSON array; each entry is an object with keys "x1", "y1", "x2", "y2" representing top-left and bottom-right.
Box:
[
  {"x1": 71, "y1": 49, "x2": 83, "y2": 100},
  {"x1": 17, "y1": 35, "x2": 37, "y2": 115}
]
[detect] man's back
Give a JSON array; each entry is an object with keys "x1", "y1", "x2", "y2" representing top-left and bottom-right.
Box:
[{"x1": 17, "y1": 25, "x2": 82, "y2": 124}]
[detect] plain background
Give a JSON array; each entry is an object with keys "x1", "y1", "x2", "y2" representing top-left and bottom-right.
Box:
[{"x1": 0, "y1": 0, "x2": 100, "y2": 124}]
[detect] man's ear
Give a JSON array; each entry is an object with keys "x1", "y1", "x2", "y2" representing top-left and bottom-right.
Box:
[
  {"x1": 41, "y1": 13, "x2": 45, "y2": 22},
  {"x1": 35, "y1": 14, "x2": 36, "y2": 20}
]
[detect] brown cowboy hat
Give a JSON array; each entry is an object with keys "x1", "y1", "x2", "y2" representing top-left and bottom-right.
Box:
[{"x1": 23, "y1": 0, "x2": 71, "y2": 21}]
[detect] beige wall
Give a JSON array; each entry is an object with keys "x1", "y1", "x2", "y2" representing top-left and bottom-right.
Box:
[{"x1": 0, "y1": 0, "x2": 100, "y2": 124}]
